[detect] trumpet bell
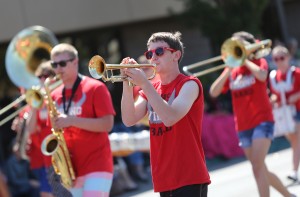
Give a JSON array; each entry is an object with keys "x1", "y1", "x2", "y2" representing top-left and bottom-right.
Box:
[
  {"x1": 5, "y1": 26, "x2": 58, "y2": 89},
  {"x1": 88, "y1": 55, "x2": 106, "y2": 80},
  {"x1": 88, "y1": 55, "x2": 156, "y2": 83}
]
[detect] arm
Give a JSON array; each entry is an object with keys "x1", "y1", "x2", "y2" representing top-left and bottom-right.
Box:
[
  {"x1": 121, "y1": 80, "x2": 148, "y2": 127},
  {"x1": 25, "y1": 108, "x2": 38, "y2": 134},
  {"x1": 210, "y1": 68, "x2": 231, "y2": 98},
  {"x1": 244, "y1": 59, "x2": 268, "y2": 82},
  {"x1": 288, "y1": 92, "x2": 300, "y2": 104},
  {"x1": 54, "y1": 114, "x2": 114, "y2": 133},
  {"x1": 142, "y1": 80, "x2": 199, "y2": 127}
]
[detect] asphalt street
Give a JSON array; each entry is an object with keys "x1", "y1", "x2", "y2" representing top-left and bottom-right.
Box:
[{"x1": 116, "y1": 146, "x2": 300, "y2": 197}]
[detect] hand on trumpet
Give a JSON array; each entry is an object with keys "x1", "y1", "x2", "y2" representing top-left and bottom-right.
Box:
[{"x1": 121, "y1": 57, "x2": 149, "y2": 87}]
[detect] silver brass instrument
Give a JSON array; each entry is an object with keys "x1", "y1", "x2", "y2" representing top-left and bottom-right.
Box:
[
  {"x1": 88, "y1": 55, "x2": 156, "y2": 83},
  {"x1": 0, "y1": 26, "x2": 58, "y2": 125},
  {"x1": 41, "y1": 76, "x2": 75, "y2": 189},
  {"x1": 183, "y1": 38, "x2": 272, "y2": 77}
]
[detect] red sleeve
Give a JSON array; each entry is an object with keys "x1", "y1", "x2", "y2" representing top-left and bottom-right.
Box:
[{"x1": 93, "y1": 83, "x2": 116, "y2": 117}]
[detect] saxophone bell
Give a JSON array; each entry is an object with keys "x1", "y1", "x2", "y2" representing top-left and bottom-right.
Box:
[{"x1": 41, "y1": 134, "x2": 59, "y2": 156}]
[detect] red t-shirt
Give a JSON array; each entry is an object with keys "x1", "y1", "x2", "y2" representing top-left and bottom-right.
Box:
[
  {"x1": 222, "y1": 58, "x2": 274, "y2": 132},
  {"x1": 27, "y1": 107, "x2": 52, "y2": 169},
  {"x1": 140, "y1": 74, "x2": 211, "y2": 192},
  {"x1": 269, "y1": 67, "x2": 300, "y2": 111},
  {"x1": 51, "y1": 76, "x2": 115, "y2": 177}
]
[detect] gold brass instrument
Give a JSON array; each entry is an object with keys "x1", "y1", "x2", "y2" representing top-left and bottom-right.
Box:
[
  {"x1": 183, "y1": 37, "x2": 272, "y2": 77},
  {"x1": 41, "y1": 76, "x2": 75, "y2": 189},
  {"x1": 0, "y1": 26, "x2": 58, "y2": 125},
  {"x1": 12, "y1": 111, "x2": 29, "y2": 160},
  {"x1": 0, "y1": 80, "x2": 62, "y2": 127},
  {"x1": 88, "y1": 55, "x2": 156, "y2": 83}
]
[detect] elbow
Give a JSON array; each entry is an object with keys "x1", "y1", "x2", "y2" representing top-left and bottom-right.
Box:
[
  {"x1": 162, "y1": 117, "x2": 177, "y2": 127},
  {"x1": 209, "y1": 88, "x2": 219, "y2": 98},
  {"x1": 122, "y1": 119, "x2": 136, "y2": 128}
]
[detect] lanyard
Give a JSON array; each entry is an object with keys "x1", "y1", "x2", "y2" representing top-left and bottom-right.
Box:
[{"x1": 62, "y1": 75, "x2": 82, "y2": 115}]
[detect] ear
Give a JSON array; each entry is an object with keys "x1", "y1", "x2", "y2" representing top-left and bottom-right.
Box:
[{"x1": 173, "y1": 50, "x2": 181, "y2": 62}]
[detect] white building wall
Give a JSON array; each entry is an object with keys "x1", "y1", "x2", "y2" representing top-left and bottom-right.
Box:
[{"x1": 0, "y1": 0, "x2": 184, "y2": 42}]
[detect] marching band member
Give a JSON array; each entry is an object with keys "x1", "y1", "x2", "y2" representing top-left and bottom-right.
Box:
[
  {"x1": 50, "y1": 43, "x2": 115, "y2": 197},
  {"x1": 210, "y1": 31, "x2": 296, "y2": 197},
  {"x1": 121, "y1": 31, "x2": 211, "y2": 197},
  {"x1": 269, "y1": 45, "x2": 300, "y2": 182}
]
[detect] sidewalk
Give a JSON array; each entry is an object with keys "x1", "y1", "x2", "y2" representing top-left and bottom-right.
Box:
[{"x1": 117, "y1": 147, "x2": 300, "y2": 197}]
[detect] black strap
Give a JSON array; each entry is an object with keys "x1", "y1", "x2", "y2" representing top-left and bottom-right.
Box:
[{"x1": 62, "y1": 75, "x2": 82, "y2": 115}]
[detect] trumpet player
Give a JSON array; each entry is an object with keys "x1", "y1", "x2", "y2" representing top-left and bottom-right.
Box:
[
  {"x1": 209, "y1": 31, "x2": 296, "y2": 197},
  {"x1": 121, "y1": 31, "x2": 211, "y2": 197},
  {"x1": 50, "y1": 43, "x2": 115, "y2": 197}
]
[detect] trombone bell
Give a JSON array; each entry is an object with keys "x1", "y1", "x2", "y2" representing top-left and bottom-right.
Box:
[{"x1": 88, "y1": 55, "x2": 156, "y2": 83}]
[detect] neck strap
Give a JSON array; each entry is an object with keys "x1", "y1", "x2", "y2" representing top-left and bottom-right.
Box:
[{"x1": 62, "y1": 74, "x2": 82, "y2": 115}]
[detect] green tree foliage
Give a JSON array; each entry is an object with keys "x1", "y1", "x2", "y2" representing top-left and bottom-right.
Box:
[
  {"x1": 171, "y1": 0, "x2": 270, "y2": 111},
  {"x1": 176, "y1": 0, "x2": 270, "y2": 51}
]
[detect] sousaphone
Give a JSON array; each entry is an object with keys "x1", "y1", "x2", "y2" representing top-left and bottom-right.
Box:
[{"x1": 5, "y1": 25, "x2": 59, "y2": 89}]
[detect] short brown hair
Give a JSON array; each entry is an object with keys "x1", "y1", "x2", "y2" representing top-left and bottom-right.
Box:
[{"x1": 147, "y1": 31, "x2": 184, "y2": 63}]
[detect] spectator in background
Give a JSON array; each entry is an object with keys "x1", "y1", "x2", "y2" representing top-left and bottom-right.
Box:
[
  {"x1": 0, "y1": 170, "x2": 10, "y2": 197},
  {"x1": 4, "y1": 138, "x2": 40, "y2": 197},
  {"x1": 287, "y1": 37, "x2": 300, "y2": 67}
]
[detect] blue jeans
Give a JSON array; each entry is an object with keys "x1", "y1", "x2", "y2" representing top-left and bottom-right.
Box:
[{"x1": 238, "y1": 122, "x2": 274, "y2": 148}]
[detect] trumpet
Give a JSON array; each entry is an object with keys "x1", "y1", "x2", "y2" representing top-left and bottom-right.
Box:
[
  {"x1": 183, "y1": 37, "x2": 272, "y2": 77},
  {"x1": 88, "y1": 55, "x2": 156, "y2": 83}
]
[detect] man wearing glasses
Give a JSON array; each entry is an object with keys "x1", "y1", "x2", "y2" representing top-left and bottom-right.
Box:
[
  {"x1": 121, "y1": 31, "x2": 211, "y2": 197},
  {"x1": 49, "y1": 43, "x2": 115, "y2": 197}
]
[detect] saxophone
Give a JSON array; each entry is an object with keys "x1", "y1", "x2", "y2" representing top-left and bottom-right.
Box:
[{"x1": 41, "y1": 76, "x2": 75, "y2": 189}]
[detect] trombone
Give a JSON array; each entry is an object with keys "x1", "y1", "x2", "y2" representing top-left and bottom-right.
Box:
[
  {"x1": 88, "y1": 55, "x2": 156, "y2": 83},
  {"x1": 0, "y1": 79, "x2": 62, "y2": 126},
  {"x1": 183, "y1": 37, "x2": 272, "y2": 77}
]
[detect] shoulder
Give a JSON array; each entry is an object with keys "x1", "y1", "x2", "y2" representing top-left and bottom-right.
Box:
[
  {"x1": 81, "y1": 76, "x2": 107, "y2": 88},
  {"x1": 180, "y1": 74, "x2": 202, "y2": 90}
]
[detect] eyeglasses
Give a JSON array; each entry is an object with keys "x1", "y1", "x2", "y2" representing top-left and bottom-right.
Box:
[
  {"x1": 273, "y1": 56, "x2": 285, "y2": 62},
  {"x1": 144, "y1": 47, "x2": 177, "y2": 60},
  {"x1": 51, "y1": 58, "x2": 75, "y2": 68}
]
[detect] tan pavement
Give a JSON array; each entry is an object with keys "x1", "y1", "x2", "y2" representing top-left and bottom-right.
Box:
[{"x1": 126, "y1": 148, "x2": 300, "y2": 197}]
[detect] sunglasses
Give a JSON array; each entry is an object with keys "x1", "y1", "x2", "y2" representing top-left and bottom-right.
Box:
[
  {"x1": 51, "y1": 58, "x2": 75, "y2": 68},
  {"x1": 273, "y1": 56, "x2": 285, "y2": 62},
  {"x1": 37, "y1": 74, "x2": 50, "y2": 79},
  {"x1": 144, "y1": 47, "x2": 177, "y2": 60}
]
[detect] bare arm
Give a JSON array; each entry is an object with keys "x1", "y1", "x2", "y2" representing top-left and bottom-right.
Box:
[
  {"x1": 210, "y1": 68, "x2": 231, "y2": 98},
  {"x1": 25, "y1": 108, "x2": 38, "y2": 134},
  {"x1": 121, "y1": 81, "x2": 148, "y2": 127},
  {"x1": 142, "y1": 80, "x2": 199, "y2": 127},
  {"x1": 244, "y1": 59, "x2": 268, "y2": 82},
  {"x1": 53, "y1": 114, "x2": 114, "y2": 133}
]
